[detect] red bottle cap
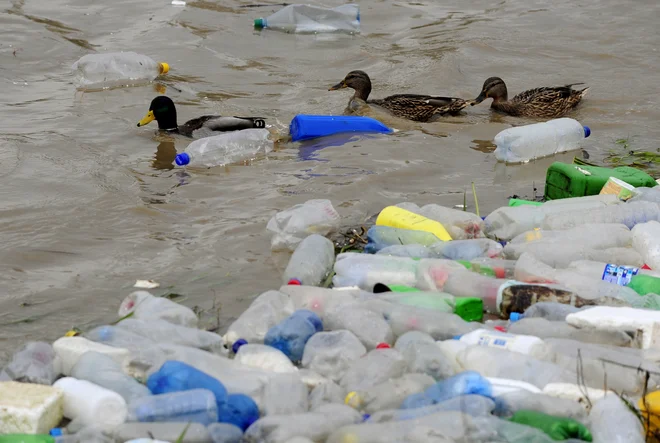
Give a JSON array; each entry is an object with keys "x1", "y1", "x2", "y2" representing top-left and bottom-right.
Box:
[
  {"x1": 494, "y1": 326, "x2": 507, "y2": 332},
  {"x1": 376, "y1": 343, "x2": 391, "y2": 349},
  {"x1": 287, "y1": 278, "x2": 302, "y2": 285},
  {"x1": 494, "y1": 268, "x2": 506, "y2": 279},
  {"x1": 642, "y1": 264, "x2": 652, "y2": 270}
]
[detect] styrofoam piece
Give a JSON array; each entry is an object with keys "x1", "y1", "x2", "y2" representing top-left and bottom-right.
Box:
[
  {"x1": 0, "y1": 381, "x2": 63, "y2": 434},
  {"x1": 566, "y1": 306, "x2": 660, "y2": 349},
  {"x1": 542, "y1": 382, "x2": 610, "y2": 411},
  {"x1": 53, "y1": 377, "x2": 127, "y2": 432},
  {"x1": 486, "y1": 377, "x2": 542, "y2": 396},
  {"x1": 53, "y1": 336, "x2": 130, "y2": 376}
]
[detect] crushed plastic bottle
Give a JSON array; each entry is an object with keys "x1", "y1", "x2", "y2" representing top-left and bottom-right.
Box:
[
  {"x1": 118, "y1": 290, "x2": 198, "y2": 327},
  {"x1": 264, "y1": 310, "x2": 323, "y2": 362},
  {"x1": 267, "y1": 199, "x2": 340, "y2": 251},
  {"x1": 72, "y1": 52, "x2": 169, "y2": 90},
  {"x1": 174, "y1": 129, "x2": 273, "y2": 168},
  {"x1": 254, "y1": 4, "x2": 360, "y2": 34},
  {"x1": 301, "y1": 330, "x2": 367, "y2": 382},
  {"x1": 0, "y1": 342, "x2": 56, "y2": 385},
  {"x1": 345, "y1": 373, "x2": 435, "y2": 413}
]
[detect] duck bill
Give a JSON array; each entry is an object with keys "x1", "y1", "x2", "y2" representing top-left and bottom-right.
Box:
[
  {"x1": 471, "y1": 92, "x2": 487, "y2": 106},
  {"x1": 328, "y1": 81, "x2": 347, "y2": 91},
  {"x1": 137, "y1": 110, "x2": 155, "y2": 127}
]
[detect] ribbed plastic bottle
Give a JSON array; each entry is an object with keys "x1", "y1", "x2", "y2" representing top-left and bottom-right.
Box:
[
  {"x1": 493, "y1": 118, "x2": 591, "y2": 163},
  {"x1": 72, "y1": 52, "x2": 169, "y2": 89},
  {"x1": 175, "y1": 128, "x2": 273, "y2": 168}
]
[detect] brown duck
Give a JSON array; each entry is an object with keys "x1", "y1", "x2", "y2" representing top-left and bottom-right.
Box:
[
  {"x1": 329, "y1": 70, "x2": 468, "y2": 122},
  {"x1": 471, "y1": 77, "x2": 589, "y2": 118}
]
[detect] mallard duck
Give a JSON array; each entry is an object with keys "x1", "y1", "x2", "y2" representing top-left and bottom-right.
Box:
[
  {"x1": 328, "y1": 70, "x2": 468, "y2": 122},
  {"x1": 137, "y1": 96, "x2": 266, "y2": 137},
  {"x1": 471, "y1": 77, "x2": 589, "y2": 118}
]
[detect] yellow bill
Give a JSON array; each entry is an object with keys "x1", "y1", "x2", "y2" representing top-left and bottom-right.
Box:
[{"x1": 137, "y1": 110, "x2": 155, "y2": 127}]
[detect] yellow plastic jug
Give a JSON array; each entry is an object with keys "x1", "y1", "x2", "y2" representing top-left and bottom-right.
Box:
[{"x1": 375, "y1": 206, "x2": 452, "y2": 242}]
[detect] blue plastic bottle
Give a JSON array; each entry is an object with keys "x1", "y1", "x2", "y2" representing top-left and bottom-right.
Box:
[
  {"x1": 217, "y1": 393, "x2": 260, "y2": 431},
  {"x1": 128, "y1": 389, "x2": 218, "y2": 425},
  {"x1": 147, "y1": 360, "x2": 228, "y2": 409},
  {"x1": 264, "y1": 309, "x2": 323, "y2": 362},
  {"x1": 401, "y1": 371, "x2": 493, "y2": 409},
  {"x1": 207, "y1": 422, "x2": 244, "y2": 443},
  {"x1": 289, "y1": 115, "x2": 393, "y2": 142}
]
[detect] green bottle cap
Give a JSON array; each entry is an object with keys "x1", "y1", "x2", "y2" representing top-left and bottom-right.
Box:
[{"x1": 454, "y1": 297, "x2": 483, "y2": 322}]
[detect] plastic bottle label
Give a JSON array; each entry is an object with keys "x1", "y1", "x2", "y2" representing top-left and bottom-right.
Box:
[
  {"x1": 477, "y1": 334, "x2": 511, "y2": 348},
  {"x1": 601, "y1": 264, "x2": 639, "y2": 286}
]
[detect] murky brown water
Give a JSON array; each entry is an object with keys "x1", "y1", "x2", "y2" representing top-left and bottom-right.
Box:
[{"x1": 1, "y1": 0, "x2": 659, "y2": 359}]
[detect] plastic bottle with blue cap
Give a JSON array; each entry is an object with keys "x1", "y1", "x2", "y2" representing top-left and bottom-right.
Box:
[
  {"x1": 174, "y1": 128, "x2": 272, "y2": 168},
  {"x1": 264, "y1": 309, "x2": 323, "y2": 362},
  {"x1": 253, "y1": 4, "x2": 360, "y2": 34},
  {"x1": 493, "y1": 117, "x2": 591, "y2": 163}
]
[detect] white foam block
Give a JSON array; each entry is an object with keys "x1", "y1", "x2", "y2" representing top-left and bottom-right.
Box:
[
  {"x1": 0, "y1": 381, "x2": 64, "y2": 434},
  {"x1": 53, "y1": 336, "x2": 130, "y2": 375},
  {"x1": 566, "y1": 306, "x2": 660, "y2": 350}
]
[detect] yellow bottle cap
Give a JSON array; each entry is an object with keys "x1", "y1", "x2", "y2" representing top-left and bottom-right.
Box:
[
  {"x1": 64, "y1": 329, "x2": 80, "y2": 337},
  {"x1": 159, "y1": 62, "x2": 170, "y2": 75},
  {"x1": 341, "y1": 434, "x2": 359, "y2": 443},
  {"x1": 344, "y1": 391, "x2": 362, "y2": 408}
]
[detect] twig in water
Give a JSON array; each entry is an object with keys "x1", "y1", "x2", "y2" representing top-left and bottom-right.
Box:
[{"x1": 471, "y1": 182, "x2": 480, "y2": 217}]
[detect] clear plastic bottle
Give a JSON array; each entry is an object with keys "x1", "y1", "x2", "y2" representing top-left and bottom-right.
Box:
[
  {"x1": 112, "y1": 423, "x2": 211, "y2": 442},
  {"x1": 493, "y1": 118, "x2": 591, "y2": 163},
  {"x1": 262, "y1": 373, "x2": 308, "y2": 416},
  {"x1": 128, "y1": 389, "x2": 218, "y2": 425},
  {"x1": 207, "y1": 423, "x2": 243, "y2": 443},
  {"x1": 394, "y1": 331, "x2": 455, "y2": 380},
  {"x1": 542, "y1": 200, "x2": 660, "y2": 231},
  {"x1": 116, "y1": 318, "x2": 223, "y2": 354},
  {"x1": 323, "y1": 303, "x2": 394, "y2": 349},
  {"x1": 339, "y1": 348, "x2": 408, "y2": 393},
  {"x1": 282, "y1": 234, "x2": 335, "y2": 286},
  {"x1": 253, "y1": 4, "x2": 360, "y2": 34},
  {"x1": 0, "y1": 342, "x2": 56, "y2": 385},
  {"x1": 632, "y1": 220, "x2": 660, "y2": 270},
  {"x1": 332, "y1": 252, "x2": 421, "y2": 289},
  {"x1": 279, "y1": 285, "x2": 362, "y2": 319},
  {"x1": 72, "y1": 52, "x2": 169, "y2": 90},
  {"x1": 368, "y1": 394, "x2": 495, "y2": 423},
  {"x1": 264, "y1": 310, "x2": 323, "y2": 362},
  {"x1": 507, "y1": 317, "x2": 631, "y2": 347},
  {"x1": 418, "y1": 204, "x2": 485, "y2": 240},
  {"x1": 401, "y1": 371, "x2": 492, "y2": 409},
  {"x1": 175, "y1": 129, "x2": 273, "y2": 168},
  {"x1": 266, "y1": 199, "x2": 340, "y2": 252},
  {"x1": 512, "y1": 301, "x2": 585, "y2": 321},
  {"x1": 364, "y1": 225, "x2": 441, "y2": 253},
  {"x1": 345, "y1": 373, "x2": 435, "y2": 413},
  {"x1": 118, "y1": 290, "x2": 198, "y2": 328},
  {"x1": 71, "y1": 351, "x2": 151, "y2": 403},
  {"x1": 301, "y1": 330, "x2": 367, "y2": 382},
  {"x1": 589, "y1": 395, "x2": 645, "y2": 443}
]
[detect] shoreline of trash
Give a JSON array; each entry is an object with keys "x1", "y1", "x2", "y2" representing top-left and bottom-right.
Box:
[{"x1": 3, "y1": 161, "x2": 660, "y2": 443}]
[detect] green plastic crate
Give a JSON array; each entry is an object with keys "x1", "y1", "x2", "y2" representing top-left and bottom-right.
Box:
[{"x1": 544, "y1": 162, "x2": 656, "y2": 200}]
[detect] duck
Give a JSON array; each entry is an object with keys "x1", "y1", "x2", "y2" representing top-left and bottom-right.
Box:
[
  {"x1": 137, "y1": 96, "x2": 266, "y2": 137},
  {"x1": 471, "y1": 77, "x2": 589, "y2": 118},
  {"x1": 328, "y1": 70, "x2": 468, "y2": 122}
]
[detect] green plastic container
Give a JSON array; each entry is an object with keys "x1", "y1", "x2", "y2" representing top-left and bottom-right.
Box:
[
  {"x1": 508, "y1": 198, "x2": 543, "y2": 207},
  {"x1": 508, "y1": 410, "x2": 593, "y2": 441},
  {"x1": 0, "y1": 436, "x2": 55, "y2": 443},
  {"x1": 544, "y1": 162, "x2": 656, "y2": 200},
  {"x1": 628, "y1": 274, "x2": 660, "y2": 296},
  {"x1": 454, "y1": 297, "x2": 483, "y2": 322}
]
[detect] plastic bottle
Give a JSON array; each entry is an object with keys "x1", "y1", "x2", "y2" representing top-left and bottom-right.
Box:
[
  {"x1": 84, "y1": 325, "x2": 165, "y2": 374},
  {"x1": 128, "y1": 389, "x2": 218, "y2": 425},
  {"x1": 266, "y1": 199, "x2": 341, "y2": 252},
  {"x1": 568, "y1": 259, "x2": 655, "y2": 285},
  {"x1": 52, "y1": 377, "x2": 128, "y2": 432},
  {"x1": 174, "y1": 129, "x2": 272, "y2": 168},
  {"x1": 364, "y1": 226, "x2": 442, "y2": 253},
  {"x1": 301, "y1": 330, "x2": 367, "y2": 382},
  {"x1": 71, "y1": 352, "x2": 151, "y2": 403},
  {"x1": 217, "y1": 393, "x2": 259, "y2": 431},
  {"x1": 262, "y1": 373, "x2": 309, "y2": 416},
  {"x1": 457, "y1": 329, "x2": 552, "y2": 360},
  {"x1": 507, "y1": 410, "x2": 592, "y2": 441},
  {"x1": 112, "y1": 422, "x2": 211, "y2": 443},
  {"x1": 116, "y1": 318, "x2": 223, "y2": 353},
  {"x1": 147, "y1": 360, "x2": 228, "y2": 410},
  {"x1": 345, "y1": 373, "x2": 435, "y2": 413},
  {"x1": 289, "y1": 115, "x2": 392, "y2": 142},
  {"x1": 282, "y1": 234, "x2": 335, "y2": 286},
  {"x1": 590, "y1": 395, "x2": 645, "y2": 443},
  {"x1": 118, "y1": 290, "x2": 198, "y2": 328},
  {"x1": 401, "y1": 371, "x2": 492, "y2": 409},
  {"x1": 368, "y1": 395, "x2": 495, "y2": 423},
  {"x1": 417, "y1": 204, "x2": 485, "y2": 240},
  {"x1": 394, "y1": 331, "x2": 455, "y2": 381},
  {"x1": 253, "y1": 4, "x2": 360, "y2": 34},
  {"x1": 0, "y1": 342, "x2": 56, "y2": 385},
  {"x1": 52, "y1": 336, "x2": 130, "y2": 377},
  {"x1": 542, "y1": 200, "x2": 660, "y2": 231},
  {"x1": 469, "y1": 257, "x2": 517, "y2": 279},
  {"x1": 493, "y1": 118, "x2": 591, "y2": 163},
  {"x1": 339, "y1": 348, "x2": 408, "y2": 393},
  {"x1": 0, "y1": 436, "x2": 54, "y2": 443},
  {"x1": 309, "y1": 381, "x2": 345, "y2": 410},
  {"x1": 509, "y1": 223, "x2": 632, "y2": 248},
  {"x1": 375, "y1": 206, "x2": 452, "y2": 241},
  {"x1": 72, "y1": 52, "x2": 169, "y2": 90},
  {"x1": 278, "y1": 284, "x2": 361, "y2": 321},
  {"x1": 632, "y1": 220, "x2": 660, "y2": 270},
  {"x1": 323, "y1": 303, "x2": 393, "y2": 349},
  {"x1": 233, "y1": 344, "x2": 297, "y2": 374},
  {"x1": 429, "y1": 238, "x2": 503, "y2": 261},
  {"x1": 512, "y1": 301, "x2": 585, "y2": 322},
  {"x1": 332, "y1": 253, "x2": 421, "y2": 289},
  {"x1": 264, "y1": 310, "x2": 323, "y2": 362},
  {"x1": 207, "y1": 423, "x2": 243, "y2": 443},
  {"x1": 495, "y1": 391, "x2": 587, "y2": 422},
  {"x1": 507, "y1": 317, "x2": 632, "y2": 347},
  {"x1": 222, "y1": 290, "x2": 294, "y2": 347}
]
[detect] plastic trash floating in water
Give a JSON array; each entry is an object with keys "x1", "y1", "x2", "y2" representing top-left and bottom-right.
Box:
[
  {"x1": 254, "y1": 4, "x2": 360, "y2": 34},
  {"x1": 289, "y1": 115, "x2": 394, "y2": 142}
]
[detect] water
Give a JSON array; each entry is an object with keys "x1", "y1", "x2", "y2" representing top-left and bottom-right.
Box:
[{"x1": 1, "y1": 0, "x2": 660, "y2": 358}]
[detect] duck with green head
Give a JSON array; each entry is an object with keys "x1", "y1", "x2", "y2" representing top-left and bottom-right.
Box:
[
  {"x1": 471, "y1": 77, "x2": 589, "y2": 118},
  {"x1": 137, "y1": 96, "x2": 266, "y2": 138},
  {"x1": 328, "y1": 70, "x2": 468, "y2": 122}
]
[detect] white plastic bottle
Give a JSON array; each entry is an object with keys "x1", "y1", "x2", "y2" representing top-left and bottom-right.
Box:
[
  {"x1": 254, "y1": 4, "x2": 360, "y2": 34},
  {"x1": 72, "y1": 52, "x2": 169, "y2": 90},
  {"x1": 283, "y1": 234, "x2": 335, "y2": 286},
  {"x1": 457, "y1": 328, "x2": 552, "y2": 360},
  {"x1": 174, "y1": 128, "x2": 273, "y2": 168},
  {"x1": 493, "y1": 118, "x2": 591, "y2": 163},
  {"x1": 632, "y1": 220, "x2": 660, "y2": 270}
]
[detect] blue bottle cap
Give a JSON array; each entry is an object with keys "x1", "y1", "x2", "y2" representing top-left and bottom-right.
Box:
[
  {"x1": 254, "y1": 18, "x2": 266, "y2": 29},
  {"x1": 583, "y1": 126, "x2": 591, "y2": 138},
  {"x1": 50, "y1": 428, "x2": 64, "y2": 436},
  {"x1": 232, "y1": 339, "x2": 248, "y2": 354},
  {"x1": 362, "y1": 413, "x2": 371, "y2": 421},
  {"x1": 175, "y1": 152, "x2": 190, "y2": 166},
  {"x1": 509, "y1": 312, "x2": 523, "y2": 322},
  {"x1": 452, "y1": 335, "x2": 463, "y2": 340}
]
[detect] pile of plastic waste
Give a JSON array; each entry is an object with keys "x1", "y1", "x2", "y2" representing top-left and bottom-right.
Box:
[{"x1": 5, "y1": 187, "x2": 660, "y2": 443}]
